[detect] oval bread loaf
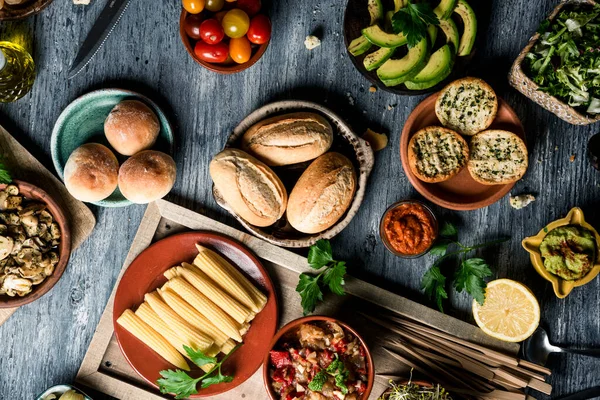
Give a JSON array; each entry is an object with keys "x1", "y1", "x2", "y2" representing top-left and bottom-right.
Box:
[
  {"x1": 241, "y1": 112, "x2": 333, "y2": 166},
  {"x1": 467, "y1": 129, "x2": 528, "y2": 185},
  {"x1": 287, "y1": 152, "x2": 357, "y2": 234},
  {"x1": 408, "y1": 126, "x2": 469, "y2": 183},
  {"x1": 210, "y1": 149, "x2": 287, "y2": 227},
  {"x1": 435, "y1": 77, "x2": 498, "y2": 136}
]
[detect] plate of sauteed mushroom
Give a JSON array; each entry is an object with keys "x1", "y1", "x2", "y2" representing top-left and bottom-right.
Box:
[
  {"x1": 0, "y1": 180, "x2": 71, "y2": 307},
  {"x1": 0, "y1": 0, "x2": 53, "y2": 21}
]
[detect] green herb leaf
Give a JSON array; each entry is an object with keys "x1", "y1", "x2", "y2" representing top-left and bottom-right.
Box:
[
  {"x1": 323, "y1": 261, "x2": 346, "y2": 296},
  {"x1": 335, "y1": 370, "x2": 350, "y2": 394},
  {"x1": 184, "y1": 345, "x2": 217, "y2": 367},
  {"x1": 157, "y1": 370, "x2": 201, "y2": 399},
  {"x1": 422, "y1": 266, "x2": 448, "y2": 312},
  {"x1": 296, "y1": 273, "x2": 324, "y2": 315},
  {"x1": 0, "y1": 159, "x2": 12, "y2": 185},
  {"x1": 308, "y1": 239, "x2": 333, "y2": 269},
  {"x1": 308, "y1": 371, "x2": 329, "y2": 392},
  {"x1": 454, "y1": 258, "x2": 493, "y2": 305},
  {"x1": 439, "y1": 222, "x2": 458, "y2": 239},
  {"x1": 326, "y1": 357, "x2": 344, "y2": 374},
  {"x1": 391, "y1": 0, "x2": 439, "y2": 48},
  {"x1": 200, "y1": 369, "x2": 234, "y2": 389},
  {"x1": 429, "y1": 240, "x2": 450, "y2": 257},
  {"x1": 537, "y1": 19, "x2": 550, "y2": 33}
]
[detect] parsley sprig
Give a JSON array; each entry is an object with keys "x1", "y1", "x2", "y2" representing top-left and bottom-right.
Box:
[
  {"x1": 392, "y1": 0, "x2": 439, "y2": 48},
  {"x1": 157, "y1": 344, "x2": 241, "y2": 399},
  {"x1": 308, "y1": 355, "x2": 350, "y2": 394},
  {"x1": 296, "y1": 240, "x2": 346, "y2": 315},
  {"x1": 0, "y1": 158, "x2": 12, "y2": 184},
  {"x1": 422, "y1": 222, "x2": 509, "y2": 313}
]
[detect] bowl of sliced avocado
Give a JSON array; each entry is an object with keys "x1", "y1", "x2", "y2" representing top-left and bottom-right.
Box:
[{"x1": 344, "y1": 0, "x2": 477, "y2": 95}]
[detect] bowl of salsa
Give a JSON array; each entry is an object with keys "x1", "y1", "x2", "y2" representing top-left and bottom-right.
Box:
[
  {"x1": 263, "y1": 316, "x2": 374, "y2": 400},
  {"x1": 379, "y1": 200, "x2": 438, "y2": 258}
]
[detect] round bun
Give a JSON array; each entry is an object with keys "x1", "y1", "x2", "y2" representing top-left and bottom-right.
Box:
[
  {"x1": 104, "y1": 100, "x2": 160, "y2": 156},
  {"x1": 118, "y1": 150, "x2": 176, "y2": 204},
  {"x1": 64, "y1": 143, "x2": 119, "y2": 202}
]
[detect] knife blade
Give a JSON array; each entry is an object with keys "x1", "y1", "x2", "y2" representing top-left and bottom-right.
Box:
[
  {"x1": 555, "y1": 387, "x2": 600, "y2": 400},
  {"x1": 68, "y1": 0, "x2": 132, "y2": 78}
]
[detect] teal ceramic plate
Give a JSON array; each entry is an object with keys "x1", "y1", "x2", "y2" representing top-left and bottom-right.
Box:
[
  {"x1": 51, "y1": 89, "x2": 174, "y2": 208},
  {"x1": 36, "y1": 384, "x2": 93, "y2": 400}
]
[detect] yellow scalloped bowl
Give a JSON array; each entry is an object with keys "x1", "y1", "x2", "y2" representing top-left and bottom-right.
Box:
[{"x1": 522, "y1": 207, "x2": 600, "y2": 298}]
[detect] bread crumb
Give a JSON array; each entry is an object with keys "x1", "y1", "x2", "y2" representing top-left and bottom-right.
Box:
[
  {"x1": 73, "y1": 0, "x2": 90, "y2": 4},
  {"x1": 554, "y1": 146, "x2": 559, "y2": 151},
  {"x1": 570, "y1": 154, "x2": 576, "y2": 162},
  {"x1": 346, "y1": 92, "x2": 355, "y2": 106},
  {"x1": 369, "y1": 86, "x2": 377, "y2": 93},
  {"x1": 509, "y1": 194, "x2": 536, "y2": 210},
  {"x1": 304, "y1": 36, "x2": 321, "y2": 50},
  {"x1": 362, "y1": 129, "x2": 388, "y2": 151}
]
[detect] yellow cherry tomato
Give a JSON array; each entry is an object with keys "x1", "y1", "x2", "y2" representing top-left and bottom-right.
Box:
[
  {"x1": 222, "y1": 9, "x2": 250, "y2": 38},
  {"x1": 183, "y1": 0, "x2": 205, "y2": 14},
  {"x1": 206, "y1": 0, "x2": 224, "y2": 11},
  {"x1": 229, "y1": 36, "x2": 252, "y2": 64},
  {"x1": 225, "y1": 0, "x2": 236, "y2": 2}
]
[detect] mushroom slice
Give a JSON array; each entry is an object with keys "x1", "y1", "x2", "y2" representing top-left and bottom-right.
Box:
[
  {"x1": 0, "y1": 191, "x2": 9, "y2": 211},
  {"x1": 50, "y1": 222, "x2": 61, "y2": 240},
  {"x1": 49, "y1": 252, "x2": 59, "y2": 265},
  {"x1": 0, "y1": 224, "x2": 7, "y2": 235},
  {"x1": 19, "y1": 204, "x2": 45, "y2": 217},
  {"x1": 15, "y1": 248, "x2": 42, "y2": 267},
  {"x1": 21, "y1": 214, "x2": 39, "y2": 236},
  {"x1": 6, "y1": 213, "x2": 19, "y2": 225},
  {"x1": 0, "y1": 236, "x2": 14, "y2": 261},
  {"x1": 4, "y1": 196, "x2": 22, "y2": 210},
  {"x1": 5, "y1": 185, "x2": 19, "y2": 196},
  {"x1": 33, "y1": 237, "x2": 50, "y2": 252},
  {"x1": 38, "y1": 210, "x2": 53, "y2": 224},
  {"x1": 43, "y1": 262, "x2": 55, "y2": 277},
  {"x1": 2, "y1": 274, "x2": 32, "y2": 297},
  {"x1": 18, "y1": 265, "x2": 44, "y2": 280}
]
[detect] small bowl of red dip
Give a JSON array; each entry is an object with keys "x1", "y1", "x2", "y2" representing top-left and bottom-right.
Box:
[
  {"x1": 380, "y1": 200, "x2": 438, "y2": 258},
  {"x1": 263, "y1": 316, "x2": 374, "y2": 400}
]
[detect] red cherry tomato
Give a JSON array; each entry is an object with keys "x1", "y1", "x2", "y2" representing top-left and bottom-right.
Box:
[
  {"x1": 237, "y1": 0, "x2": 261, "y2": 16},
  {"x1": 194, "y1": 41, "x2": 229, "y2": 63},
  {"x1": 199, "y1": 18, "x2": 225, "y2": 44},
  {"x1": 229, "y1": 36, "x2": 252, "y2": 64},
  {"x1": 247, "y1": 14, "x2": 271, "y2": 44},
  {"x1": 184, "y1": 14, "x2": 204, "y2": 40}
]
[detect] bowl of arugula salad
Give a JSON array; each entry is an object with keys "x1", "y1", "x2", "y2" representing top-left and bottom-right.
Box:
[{"x1": 509, "y1": 0, "x2": 600, "y2": 125}]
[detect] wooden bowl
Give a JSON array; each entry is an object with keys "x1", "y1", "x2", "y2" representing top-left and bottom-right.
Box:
[
  {"x1": 522, "y1": 207, "x2": 600, "y2": 298},
  {"x1": 179, "y1": 10, "x2": 269, "y2": 74},
  {"x1": 343, "y1": 0, "x2": 474, "y2": 96},
  {"x1": 262, "y1": 316, "x2": 375, "y2": 400},
  {"x1": 400, "y1": 92, "x2": 526, "y2": 211},
  {"x1": 0, "y1": 0, "x2": 53, "y2": 21},
  {"x1": 212, "y1": 100, "x2": 375, "y2": 248},
  {"x1": 113, "y1": 231, "x2": 278, "y2": 398},
  {"x1": 0, "y1": 180, "x2": 71, "y2": 308}
]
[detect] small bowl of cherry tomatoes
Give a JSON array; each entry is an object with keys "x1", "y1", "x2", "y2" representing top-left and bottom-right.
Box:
[{"x1": 180, "y1": 0, "x2": 271, "y2": 74}]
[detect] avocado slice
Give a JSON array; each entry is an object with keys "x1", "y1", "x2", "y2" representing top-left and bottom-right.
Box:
[
  {"x1": 394, "y1": 0, "x2": 408, "y2": 12},
  {"x1": 348, "y1": 36, "x2": 373, "y2": 56},
  {"x1": 362, "y1": 25, "x2": 407, "y2": 48},
  {"x1": 428, "y1": 24, "x2": 438, "y2": 46},
  {"x1": 364, "y1": 47, "x2": 396, "y2": 71},
  {"x1": 405, "y1": 44, "x2": 454, "y2": 90},
  {"x1": 438, "y1": 18, "x2": 459, "y2": 52},
  {"x1": 454, "y1": 0, "x2": 477, "y2": 56},
  {"x1": 377, "y1": 37, "x2": 429, "y2": 85},
  {"x1": 368, "y1": 0, "x2": 384, "y2": 24},
  {"x1": 434, "y1": 0, "x2": 457, "y2": 20}
]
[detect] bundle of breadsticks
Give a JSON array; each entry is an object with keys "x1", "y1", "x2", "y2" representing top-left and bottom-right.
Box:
[{"x1": 117, "y1": 244, "x2": 267, "y2": 372}]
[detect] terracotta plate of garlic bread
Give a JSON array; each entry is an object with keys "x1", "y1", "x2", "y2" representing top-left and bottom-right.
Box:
[{"x1": 113, "y1": 231, "x2": 277, "y2": 397}]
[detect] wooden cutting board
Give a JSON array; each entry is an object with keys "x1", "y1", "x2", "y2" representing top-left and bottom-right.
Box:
[{"x1": 0, "y1": 124, "x2": 96, "y2": 325}]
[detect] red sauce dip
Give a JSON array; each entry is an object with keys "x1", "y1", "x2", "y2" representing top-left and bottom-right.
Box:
[{"x1": 382, "y1": 202, "x2": 436, "y2": 255}]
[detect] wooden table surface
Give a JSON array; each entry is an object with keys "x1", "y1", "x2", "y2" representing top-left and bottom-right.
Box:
[{"x1": 1, "y1": 0, "x2": 599, "y2": 398}]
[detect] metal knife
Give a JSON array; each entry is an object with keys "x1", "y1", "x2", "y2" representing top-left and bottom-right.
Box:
[
  {"x1": 555, "y1": 387, "x2": 600, "y2": 400},
  {"x1": 68, "y1": 0, "x2": 132, "y2": 78}
]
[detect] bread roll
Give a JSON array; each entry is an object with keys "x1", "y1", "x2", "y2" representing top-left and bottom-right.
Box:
[
  {"x1": 64, "y1": 143, "x2": 119, "y2": 202},
  {"x1": 210, "y1": 149, "x2": 287, "y2": 227},
  {"x1": 468, "y1": 130, "x2": 528, "y2": 185},
  {"x1": 287, "y1": 152, "x2": 356, "y2": 234},
  {"x1": 104, "y1": 100, "x2": 160, "y2": 156},
  {"x1": 118, "y1": 150, "x2": 176, "y2": 204},
  {"x1": 240, "y1": 112, "x2": 333, "y2": 166}
]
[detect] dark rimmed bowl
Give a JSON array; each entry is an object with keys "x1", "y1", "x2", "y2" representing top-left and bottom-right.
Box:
[
  {"x1": 0, "y1": 180, "x2": 71, "y2": 308},
  {"x1": 0, "y1": 0, "x2": 53, "y2": 21},
  {"x1": 179, "y1": 10, "x2": 269, "y2": 74},
  {"x1": 262, "y1": 316, "x2": 375, "y2": 400}
]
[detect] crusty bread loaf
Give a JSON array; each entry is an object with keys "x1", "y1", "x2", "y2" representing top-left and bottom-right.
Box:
[
  {"x1": 104, "y1": 100, "x2": 160, "y2": 156},
  {"x1": 468, "y1": 130, "x2": 528, "y2": 185},
  {"x1": 118, "y1": 150, "x2": 176, "y2": 204},
  {"x1": 408, "y1": 126, "x2": 469, "y2": 183},
  {"x1": 64, "y1": 143, "x2": 119, "y2": 202},
  {"x1": 287, "y1": 152, "x2": 357, "y2": 234},
  {"x1": 210, "y1": 149, "x2": 287, "y2": 227},
  {"x1": 435, "y1": 77, "x2": 498, "y2": 136},
  {"x1": 240, "y1": 112, "x2": 333, "y2": 166}
]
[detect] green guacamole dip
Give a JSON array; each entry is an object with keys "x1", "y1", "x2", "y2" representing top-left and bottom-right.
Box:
[{"x1": 540, "y1": 225, "x2": 597, "y2": 281}]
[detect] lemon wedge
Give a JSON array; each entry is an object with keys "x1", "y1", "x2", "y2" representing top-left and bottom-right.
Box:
[{"x1": 472, "y1": 279, "x2": 540, "y2": 342}]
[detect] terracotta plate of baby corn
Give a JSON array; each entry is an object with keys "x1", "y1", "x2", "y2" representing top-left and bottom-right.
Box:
[{"x1": 112, "y1": 231, "x2": 278, "y2": 397}]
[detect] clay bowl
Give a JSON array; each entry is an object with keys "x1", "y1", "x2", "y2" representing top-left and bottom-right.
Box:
[
  {"x1": 179, "y1": 10, "x2": 269, "y2": 74},
  {"x1": 0, "y1": 0, "x2": 53, "y2": 21},
  {"x1": 213, "y1": 100, "x2": 375, "y2": 248},
  {"x1": 0, "y1": 180, "x2": 71, "y2": 308},
  {"x1": 400, "y1": 92, "x2": 526, "y2": 211},
  {"x1": 113, "y1": 231, "x2": 278, "y2": 398},
  {"x1": 263, "y1": 316, "x2": 375, "y2": 400}
]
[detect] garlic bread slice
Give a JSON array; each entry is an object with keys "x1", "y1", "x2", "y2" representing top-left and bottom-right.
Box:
[
  {"x1": 468, "y1": 130, "x2": 528, "y2": 185},
  {"x1": 408, "y1": 126, "x2": 469, "y2": 183},
  {"x1": 435, "y1": 77, "x2": 498, "y2": 136}
]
